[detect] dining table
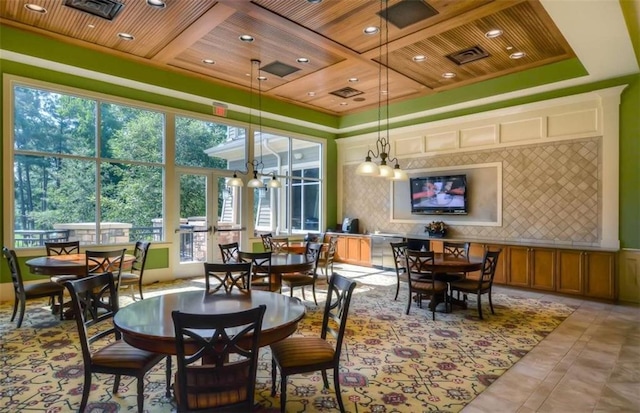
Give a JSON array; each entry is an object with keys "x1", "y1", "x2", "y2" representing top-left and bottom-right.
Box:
[
  {"x1": 283, "y1": 241, "x2": 328, "y2": 255},
  {"x1": 415, "y1": 253, "x2": 484, "y2": 312},
  {"x1": 113, "y1": 289, "x2": 306, "y2": 355},
  {"x1": 260, "y1": 252, "x2": 314, "y2": 291},
  {"x1": 25, "y1": 253, "x2": 135, "y2": 277}
]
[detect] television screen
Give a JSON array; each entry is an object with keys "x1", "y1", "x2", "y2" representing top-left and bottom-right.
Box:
[{"x1": 410, "y1": 175, "x2": 468, "y2": 214}]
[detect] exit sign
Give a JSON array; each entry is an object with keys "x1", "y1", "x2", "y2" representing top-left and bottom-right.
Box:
[{"x1": 212, "y1": 102, "x2": 228, "y2": 117}]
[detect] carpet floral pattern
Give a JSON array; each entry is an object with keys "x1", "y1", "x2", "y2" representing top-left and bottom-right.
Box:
[{"x1": 0, "y1": 267, "x2": 575, "y2": 412}]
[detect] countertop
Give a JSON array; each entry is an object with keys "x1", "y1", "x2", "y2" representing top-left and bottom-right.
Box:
[{"x1": 326, "y1": 232, "x2": 618, "y2": 252}]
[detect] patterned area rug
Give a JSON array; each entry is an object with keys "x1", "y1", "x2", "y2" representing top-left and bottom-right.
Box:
[{"x1": 0, "y1": 266, "x2": 574, "y2": 412}]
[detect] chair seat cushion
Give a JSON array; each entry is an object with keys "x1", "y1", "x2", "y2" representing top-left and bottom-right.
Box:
[
  {"x1": 270, "y1": 337, "x2": 335, "y2": 368},
  {"x1": 92, "y1": 340, "x2": 162, "y2": 369},
  {"x1": 413, "y1": 280, "x2": 447, "y2": 292},
  {"x1": 450, "y1": 279, "x2": 490, "y2": 292},
  {"x1": 24, "y1": 282, "x2": 64, "y2": 296},
  {"x1": 173, "y1": 364, "x2": 249, "y2": 409},
  {"x1": 119, "y1": 272, "x2": 140, "y2": 284},
  {"x1": 281, "y1": 274, "x2": 313, "y2": 284}
]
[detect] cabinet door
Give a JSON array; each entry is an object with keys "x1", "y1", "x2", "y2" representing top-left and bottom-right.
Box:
[
  {"x1": 557, "y1": 250, "x2": 583, "y2": 295},
  {"x1": 584, "y1": 252, "x2": 615, "y2": 299},
  {"x1": 335, "y1": 236, "x2": 348, "y2": 263},
  {"x1": 359, "y1": 237, "x2": 372, "y2": 266},
  {"x1": 507, "y1": 246, "x2": 530, "y2": 287},
  {"x1": 346, "y1": 236, "x2": 361, "y2": 264},
  {"x1": 531, "y1": 248, "x2": 556, "y2": 291},
  {"x1": 430, "y1": 240, "x2": 443, "y2": 253}
]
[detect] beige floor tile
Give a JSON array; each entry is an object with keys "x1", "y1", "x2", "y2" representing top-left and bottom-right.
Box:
[
  {"x1": 594, "y1": 383, "x2": 640, "y2": 411},
  {"x1": 609, "y1": 362, "x2": 640, "y2": 383}
]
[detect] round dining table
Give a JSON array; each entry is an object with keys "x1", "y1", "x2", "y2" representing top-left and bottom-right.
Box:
[
  {"x1": 25, "y1": 253, "x2": 135, "y2": 276},
  {"x1": 414, "y1": 253, "x2": 484, "y2": 311},
  {"x1": 283, "y1": 241, "x2": 328, "y2": 255},
  {"x1": 114, "y1": 289, "x2": 306, "y2": 355}
]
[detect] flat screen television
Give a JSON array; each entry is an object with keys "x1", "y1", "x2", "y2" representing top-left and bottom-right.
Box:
[{"x1": 410, "y1": 174, "x2": 468, "y2": 214}]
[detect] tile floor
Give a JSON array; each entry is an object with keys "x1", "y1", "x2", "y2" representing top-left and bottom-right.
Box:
[{"x1": 461, "y1": 286, "x2": 640, "y2": 413}]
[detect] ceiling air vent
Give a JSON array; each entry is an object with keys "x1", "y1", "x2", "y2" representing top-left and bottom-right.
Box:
[
  {"x1": 330, "y1": 87, "x2": 363, "y2": 99},
  {"x1": 378, "y1": 0, "x2": 439, "y2": 29},
  {"x1": 447, "y1": 46, "x2": 490, "y2": 65},
  {"x1": 260, "y1": 61, "x2": 300, "y2": 78},
  {"x1": 63, "y1": 0, "x2": 124, "y2": 20}
]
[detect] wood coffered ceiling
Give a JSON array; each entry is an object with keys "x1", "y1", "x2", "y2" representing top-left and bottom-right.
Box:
[{"x1": 0, "y1": 0, "x2": 575, "y2": 116}]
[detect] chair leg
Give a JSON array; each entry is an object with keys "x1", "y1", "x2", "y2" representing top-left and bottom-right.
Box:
[
  {"x1": 477, "y1": 294, "x2": 483, "y2": 319},
  {"x1": 113, "y1": 374, "x2": 121, "y2": 394},
  {"x1": 280, "y1": 374, "x2": 287, "y2": 413},
  {"x1": 138, "y1": 279, "x2": 144, "y2": 300},
  {"x1": 488, "y1": 291, "x2": 495, "y2": 314},
  {"x1": 312, "y1": 283, "x2": 318, "y2": 305},
  {"x1": 394, "y1": 277, "x2": 400, "y2": 300},
  {"x1": 271, "y1": 359, "x2": 277, "y2": 397},
  {"x1": 80, "y1": 370, "x2": 92, "y2": 412},
  {"x1": 165, "y1": 356, "x2": 172, "y2": 398},
  {"x1": 136, "y1": 376, "x2": 144, "y2": 413},
  {"x1": 16, "y1": 300, "x2": 26, "y2": 328},
  {"x1": 333, "y1": 368, "x2": 345, "y2": 413},
  {"x1": 405, "y1": 290, "x2": 412, "y2": 315},
  {"x1": 301, "y1": 286, "x2": 306, "y2": 300},
  {"x1": 10, "y1": 297, "x2": 18, "y2": 322},
  {"x1": 58, "y1": 293, "x2": 64, "y2": 321}
]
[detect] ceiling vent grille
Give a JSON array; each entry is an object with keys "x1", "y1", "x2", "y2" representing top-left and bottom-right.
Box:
[
  {"x1": 260, "y1": 61, "x2": 300, "y2": 78},
  {"x1": 447, "y1": 46, "x2": 490, "y2": 65},
  {"x1": 330, "y1": 87, "x2": 364, "y2": 99},
  {"x1": 378, "y1": 0, "x2": 439, "y2": 29},
  {"x1": 63, "y1": 0, "x2": 124, "y2": 20}
]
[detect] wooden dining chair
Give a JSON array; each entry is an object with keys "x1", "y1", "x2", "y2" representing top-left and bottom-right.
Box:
[
  {"x1": 204, "y1": 262, "x2": 252, "y2": 293},
  {"x1": 238, "y1": 251, "x2": 274, "y2": 291},
  {"x1": 449, "y1": 249, "x2": 502, "y2": 319},
  {"x1": 46, "y1": 240, "x2": 81, "y2": 284},
  {"x1": 119, "y1": 240, "x2": 150, "y2": 300},
  {"x1": 260, "y1": 233, "x2": 273, "y2": 251},
  {"x1": 45, "y1": 240, "x2": 80, "y2": 256},
  {"x1": 63, "y1": 272, "x2": 168, "y2": 413},
  {"x1": 405, "y1": 249, "x2": 448, "y2": 319},
  {"x1": 269, "y1": 237, "x2": 290, "y2": 254},
  {"x1": 390, "y1": 241, "x2": 409, "y2": 300},
  {"x1": 2, "y1": 246, "x2": 64, "y2": 328},
  {"x1": 218, "y1": 242, "x2": 239, "y2": 263},
  {"x1": 85, "y1": 249, "x2": 126, "y2": 287},
  {"x1": 270, "y1": 273, "x2": 357, "y2": 413},
  {"x1": 281, "y1": 242, "x2": 323, "y2": 304},
  {"x1": 318, "y1": 236, "x2": 338, "y2": 281},
  {"x1": 172, "y1": 305, "x2": 266, "y2": 412}
]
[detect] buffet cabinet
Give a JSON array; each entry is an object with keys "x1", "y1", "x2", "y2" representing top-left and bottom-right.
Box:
[
  {"x1": 430, "y1": 240, "x2": 616, "y2": 300},
  {"x1": 332, "y1": 234, "x2": 372, "y2": 267}
]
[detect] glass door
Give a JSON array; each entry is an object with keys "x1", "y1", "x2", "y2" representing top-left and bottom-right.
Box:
[{"x1": 174, "y1": 172, "x2": 243, "y2": 277}]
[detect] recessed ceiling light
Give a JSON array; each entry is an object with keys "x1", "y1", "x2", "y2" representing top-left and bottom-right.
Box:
[
  {"x1": 257, "y1": 76, "x2": 267, "y2": 81},
  {"x1": 202, "y1": 59, "x2": 215, "y2": 65},
  {"x1": 442, "y1": 72, "x2": 456, "y2": 79},
  {"x1": 380, "y1": 90, "x2": 388, "y2": 95},
  {"x1": 307, "y1": 0, "x2": 322, "y2": 3},
  {"x1": 307, "y1": 92, "x2": 316, "y2": 97},
  {"x1": 340, "y1": 102, "x2": 348, "y2": 106},
  {"x1": 348, "y1": 77, "x2": 359, "y2": 83},
  {"x1": 24, "y1": 4, "x2": 46, "y2": 13},
  {"x1": 485, "y1": 29, "x2": 503, "y2": 38},
  {"x1": 363, "y1": 26, "x2": 379, "y2": 35},
  {"x1": 239, "y1": 35, "x2": 254, "y2": 43},
  {"x1": 506, "y1": 46, "x2": 514, "y2": 50},
  {"x1": 87, "y1": 24, "x2": 95, "y2": 29},
  {"x1": 117, "y1": 33, "x2": 135, "y2": 40},
  {"x1": 412, "y1": 55, "x2": 427, "y2": 62},
  {"x1": 146, "y1": 0, "x2": 166, "y2": 8},
  {"x1": 297, "y1": 57, "x2": 310, "y2": 63},
  {"x1": 510, "y1": 51, "x2": 526, "y2": 59}
]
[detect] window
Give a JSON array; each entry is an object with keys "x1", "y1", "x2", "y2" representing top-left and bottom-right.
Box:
[{"x1": 10, "y1": 84, "x2": 164, "y2": 247}]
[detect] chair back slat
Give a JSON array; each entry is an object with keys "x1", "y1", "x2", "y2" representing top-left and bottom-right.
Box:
[
  {"x1": 218, "y1": 242, "x2": 239, "y2": 263},
  {"x1": 204, "y1": 262, "x2": 252, "y2": 293},
  {"x1": 45, "y1": 240, "x2": 80, "y2": 256}
]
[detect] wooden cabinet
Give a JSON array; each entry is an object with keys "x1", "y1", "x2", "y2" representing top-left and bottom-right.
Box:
[
  {"x1": 506, "y1": 246, "x2": 555, "y2": 290},
  {"x1": 556, "y1": 250, "x2": 615, "y2": 299},
  {"x1": 333, "y1": 235, "x2": 371, "y2": 267}
]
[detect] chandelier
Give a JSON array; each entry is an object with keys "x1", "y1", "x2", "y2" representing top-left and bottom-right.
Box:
[
  {"x1": 228, "y1": 59, "x2": 281, "y2": 189},
  {"x1": 355, "y1": 2, "x2": 408, "y2": 181}
]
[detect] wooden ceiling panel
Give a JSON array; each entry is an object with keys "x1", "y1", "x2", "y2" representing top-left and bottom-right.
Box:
[{"x1": 0, "y1": 0, "x2": 576, "y2": 115}]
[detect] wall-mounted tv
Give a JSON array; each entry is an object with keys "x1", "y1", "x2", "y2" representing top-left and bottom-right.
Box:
[{"x1": 410, "y1": 174, "x2": 468, "y2": 214}]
